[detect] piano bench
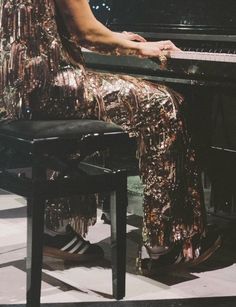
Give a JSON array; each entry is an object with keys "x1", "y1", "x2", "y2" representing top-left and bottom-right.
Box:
[{"x1": 0, "y1": 119, "x2": 129, "y2": 306}]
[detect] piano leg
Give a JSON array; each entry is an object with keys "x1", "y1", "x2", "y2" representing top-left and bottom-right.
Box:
[{"x1": 174, "y1": 85, "x2": 236, "y2": 218}]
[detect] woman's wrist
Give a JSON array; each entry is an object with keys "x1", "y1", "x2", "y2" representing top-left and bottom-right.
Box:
[{"x1": 114, "y1": 40, "x2": 141, "y2": 56}]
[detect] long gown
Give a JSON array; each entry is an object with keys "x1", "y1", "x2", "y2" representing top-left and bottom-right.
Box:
[{"x1": 0, "y1": 0, "x2": 206, "y2": 260}]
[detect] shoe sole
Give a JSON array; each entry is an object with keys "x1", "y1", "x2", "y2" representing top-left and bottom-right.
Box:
[{"x1": 43, "y1": 246, "x2": 104, "y2": 262}]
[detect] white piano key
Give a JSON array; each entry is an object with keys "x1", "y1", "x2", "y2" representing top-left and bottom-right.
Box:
[{"x1": 170, "y1": 51, "x2": 236, "y2": 63}]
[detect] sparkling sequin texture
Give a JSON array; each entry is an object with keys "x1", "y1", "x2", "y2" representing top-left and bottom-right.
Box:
[{"x1": 0, "y1": 0, "x2": 206, "y2": 258}]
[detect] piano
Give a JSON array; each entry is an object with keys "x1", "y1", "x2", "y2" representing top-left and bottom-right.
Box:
[
  {"x1": 85, "y1": 0, "x2": 236, "y2": 88},
  {"x1": 86, "y1": 0, "x2": 236, "y2": 217}
]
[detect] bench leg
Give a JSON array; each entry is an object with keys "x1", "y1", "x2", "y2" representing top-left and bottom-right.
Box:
[
  {"x1": 26, "y1": 164, "x2": 46, "y2": 307},
  {"x1": 26, "y1": 196, "x2": 45, "y2": 307},
  {"x1": 110, "y1": 172, "x2": 127, "y2": 300}
]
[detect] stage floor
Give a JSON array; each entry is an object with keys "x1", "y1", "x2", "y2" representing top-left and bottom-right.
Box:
[{"x1": 0, "y1": 182, "x2": 236, "y2": 305}]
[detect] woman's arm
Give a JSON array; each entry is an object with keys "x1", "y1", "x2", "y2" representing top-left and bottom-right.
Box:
[
  {"x1": 113, "y1": 31, "x2": 147, "y2": 43},
  {"x1": 55, "y1": 0, "x2": 179, "y2": 58}
]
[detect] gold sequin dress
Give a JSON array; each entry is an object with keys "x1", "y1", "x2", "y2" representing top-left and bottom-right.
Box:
[{"x1": 0, "y1": 0, "x2": 206, "y2": 260}]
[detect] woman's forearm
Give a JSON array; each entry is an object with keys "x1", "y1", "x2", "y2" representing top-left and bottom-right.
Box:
[
  {"x1": 55, "y1": 0, "x2": 140, "y2": 56},
  {"x1": 80, "y1": 21, "x2": 141, "y2": 56},
  {"x1": 55, "y1": 0, "x2": 179, "y2": 59}
]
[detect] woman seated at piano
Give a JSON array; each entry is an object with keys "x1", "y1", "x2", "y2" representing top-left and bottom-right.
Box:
[{"x1": 0, "y1": 0, "x2": 221, "y2": 273}]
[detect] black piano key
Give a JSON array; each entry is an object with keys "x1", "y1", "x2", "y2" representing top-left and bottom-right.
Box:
[{"x1": 181, "y1": 46, "x2": 236, "y2": 54}]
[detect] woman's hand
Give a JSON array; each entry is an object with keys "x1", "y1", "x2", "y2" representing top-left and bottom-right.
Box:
[
  {"x1": 135, "y1": 40, "x2": 181, "y2": 58},
  {"x1": 114, "y1": 31, "x2": 146, "y2": 42}
]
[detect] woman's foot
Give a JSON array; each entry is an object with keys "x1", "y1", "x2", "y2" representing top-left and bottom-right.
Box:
[
  {"x1": 185, "y1": 229, "x2": 222, "y2": 268},
  {"x1": 139, "y1": 229, "x2": 222, "y2": 275},
  {"x1": 139, "y1": 243, "x2": 183, "y2": 274},
  {"x1": 43, "y1": 225, "x2": 104, "y2": 262}
]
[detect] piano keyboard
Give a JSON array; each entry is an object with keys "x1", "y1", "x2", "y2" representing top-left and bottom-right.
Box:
[
  {"x1": 170, "y1": 51, "x2": 236, "y2": 63},
  {"x1": 82, "y1": 47, "x2": 236, "y2": 86},
  {"x1": 83, "y1": 48, "x2": 236, "y2": 64}
]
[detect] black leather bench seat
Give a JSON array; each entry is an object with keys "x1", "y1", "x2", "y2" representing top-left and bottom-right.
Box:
[{"x1": 0, "y1": 120, "x2": 127, "y2": 155}]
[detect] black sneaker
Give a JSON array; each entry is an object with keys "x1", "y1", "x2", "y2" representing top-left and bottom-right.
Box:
[
  {"x1": 43, "y1": 225, "x2": 104, "y2": 262},
  {"x1": 139, "y1": 229, "x2": 222, "y2": 275},
  {"x1": 139, "y1": 244, "x2": 183, "y2": 276},
  {"x1": 186, "y1": 229, "x2": 222, "y2": 268}
]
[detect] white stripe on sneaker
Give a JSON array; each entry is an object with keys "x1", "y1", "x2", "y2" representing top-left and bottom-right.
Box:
[
  {"x1": 77, "y1": 243, "x2": 90, "y2": 255},
  {"x1": 60, "y1": 236, "x2": 77, "y2": 251},
  {"x1": 68, "y1": 240, "x2": 84, "y2": 254}
]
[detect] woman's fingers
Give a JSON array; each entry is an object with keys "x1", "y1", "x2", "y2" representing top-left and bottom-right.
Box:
[
  {"x1": 157, "y1": 40, "x2": 181, "y2": 51},
  {"x1": 131, "y1": 34, "x2": 147, "y2": 42},
  {"x1": 135, "y1": 40, "x2": 181, "y2": 59},
  {"x1": 122, "y1": 31, "x2": 147, "y2": 42}
]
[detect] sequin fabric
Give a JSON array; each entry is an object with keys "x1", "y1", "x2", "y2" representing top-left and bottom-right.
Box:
[{"x1": 0, "y1": 0, "x2": 206, "y2": 259}]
